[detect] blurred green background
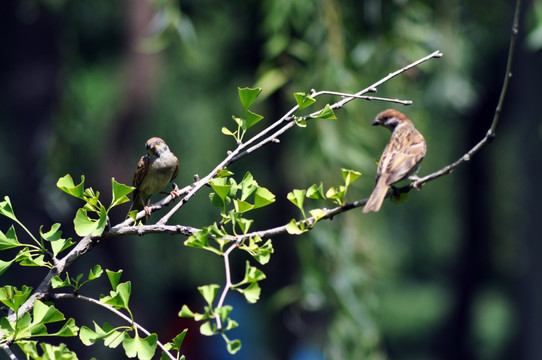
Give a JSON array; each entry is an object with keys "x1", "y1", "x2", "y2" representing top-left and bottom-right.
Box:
[{"x1": 1, "y1": 0, "x2": 541, "y2": 359}]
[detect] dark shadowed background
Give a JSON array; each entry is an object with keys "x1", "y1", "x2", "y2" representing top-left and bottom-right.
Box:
[{"x1": 1, "y1": 0, "x2": 541, "y2": 359}]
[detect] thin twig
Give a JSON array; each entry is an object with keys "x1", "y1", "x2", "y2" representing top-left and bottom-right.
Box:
[
  {"x1": 230, "y1": 50, "x2": 442, "y2": 163},
  {"x1": 53, "y1": 293, "x2": 177, "y2": 360},
  {"x1": 313, "y1": 90, "x2": 413, "y2": 105},
  {"x1": 152, "y1": 51, "x2": 442, "y2": 225},
  {"x1": 327, "y1": 50, "x2": 442, "y2": 111},
  {"x1": 0, "y1": 344, "x2": 18, "y2": 360},
  {"x1": 214, "y1": 244, "x2": 237, "y2": 330},
  {"x1": 411, "y1": 0, "x2": 520, "y2": 188},
  {"x1": 116, "y1": 10, "x2": 519, "y2": 241}
]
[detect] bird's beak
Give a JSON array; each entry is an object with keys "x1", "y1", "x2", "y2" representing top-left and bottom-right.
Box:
[{"x1": 371, "y1": 118, "x2": 381, "y2": 126}]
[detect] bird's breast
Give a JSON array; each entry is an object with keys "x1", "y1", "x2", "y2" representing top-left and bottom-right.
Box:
[{"x1": 138, "y1": 156, "x2": 177, "y2": 195}]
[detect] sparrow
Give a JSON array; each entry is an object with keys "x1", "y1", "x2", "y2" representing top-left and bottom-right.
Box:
[
  {"x1": 363, "y1": 109, "x2": 426, "y2": 213},
  {"x1": 128, "y1": 137, "x2": 179, "y2": 222}
]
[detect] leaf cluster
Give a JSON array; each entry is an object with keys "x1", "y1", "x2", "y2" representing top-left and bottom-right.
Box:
[
  {"x1": 57, "y1": 175, "x2": 134, "y2": 236},
  {"x1": 0, "y1": 286, "x2": 78, "y2": 359},
  {"x1": 182, "y1": 170, "x2": 275, "y2": 353},
  {"x1": 0, "y1": 197, "x2": 73, "y2": 272},
  {"x1": 286, "y1": 168, "x2": 361, "y2": 234}
]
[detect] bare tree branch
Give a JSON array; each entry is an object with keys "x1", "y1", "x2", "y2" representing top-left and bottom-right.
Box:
[
  {"x1": 410, "y1": 0, "x2": 520, "y2": 189},
  {"x1": 107, "y1": 10, "x2": 519, "y2": 243}
]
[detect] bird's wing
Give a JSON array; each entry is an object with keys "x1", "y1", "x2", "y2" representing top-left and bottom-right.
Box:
[
  {"x1": 133, "y1": 155, "x2": 149, "y2": 189},
  {"x1": 171, "y1": 155, "x2": 179, "y2": 181},
  {"x1": 377, "y1": 129, "x2": 426, "y2": 186}
]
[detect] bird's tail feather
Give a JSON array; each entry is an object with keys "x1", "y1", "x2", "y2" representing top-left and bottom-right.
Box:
[{"x1": 362, "y1": 182, "x2": 389, "y2": 213}]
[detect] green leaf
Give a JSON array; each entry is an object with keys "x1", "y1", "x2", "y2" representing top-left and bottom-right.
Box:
[
  {"x1": 79, "y1": 326, "x2": 99, "y2": 346},
  {"x1": 178, "y1": 305, "x2": 207, "y2": 322},
  {"x1": 209, "y1": 179, "x2": 232, "y2": 201},
  {"x1": 209, "y1": 192, "x2": 230, "y2": 208},
  {"x1": 185, "y1": 227, "x2": 223, "y2": 256},
  {"x1": 285, "y1": 219, "x2": 306, "y2": 235},
  {"x1": 215, "y1": 305, "x2": 233, "y2": 323},
  {"x1": 52, "y1": 318, "x2": 79, "y2": 337},
  {"x1": 221, "y1": 127, "x2": 236, "y2": 136},
  {"x1": 18, "y1": 342, "x2": 78, "y2": 360},
  {"x1": 239, "y1": 282, "x2": 261, "y2": 304},
  {"x1": 0, "y1": 259, "x2": 14, "y2": 277},
  {"x1": 223, "y1": 334, "x2": 242, "y2": 354},
  {"x1": 216, "y1": 169, "x2": 234, "y2": 178},
  {"x1": 0, "y1": 196, "x2": 17, "y2": 222},
  {"x1": 239, "y1": 172, "x2": 255, "y2": 196},
  {"x1": 238, "y1": 87, "x2": 262, "y2": 111},
  {"x1": 16, "y1": 312, "x2": 35, "y2": 337},
  {"x1": 178, "y1": 305, "x2": 195, "y2": 318},
  {"x1": 315, "y1": 104, "x2": 337, "y2": 119},
  {"x1": 244, "y1": 110, "x2": 264, "y2": 130},
  {"x1": 0, "y1": 285, "x2": 33, "y2": 311},
  {"x1": 233, "y1": 199, "x2": 254, "y2": 213},
  {"x1": 43, "y1": 343, "x2": 78, "y2": 359},
  {"x1": 239, "y1": 236, "x2": 273, "y2": 265},
  {"x1": 309, "y1": 208, "x2": 328, "y2": 223},
  {"x1": 287, "y1": 189, "x2": 306, "y2": 209},
  {"x1": 80, "y1": 322, "x2": 125, "y2": 348},
  {"x1": 254, "y1": 239, "x2": 274, "y2": 265},
  {"x1": 231, "y1": 116, "x2": 242, "y2": 127},
  {"x1": 210, "y1": 222, "x2": 229, "y2": 237},
  {"x1": 200, "y1": 321, "x2": 216, "y2": 336},
  {"x1": 184, "y1": 230, "x2": 209, "y2": 249},
  {"x1": 287, "y1": 189, "x2": 306, "y2": 218},
  {"x1": 56, "y1": 174, "x2": 85, "y2": 200},
  {"x1": 253, "y1": 187, "x2": 275, "y2": 209},
  {"x1": 40, "y1": 223, "x2": 73, "y2": 257},
  {"x1": 17, "y1": 249, "x2": 48, "y2": 268},
  {"x1": 16, "y1": 341, "x2": 38, "y2": 358},
  {"x1": 198, "y1": 284, "x2": 220, "y2": 307},
  {"x1": 167, "y1": 329, "x2": 188, "y2": 351},
  {"x1": 244, "y1": 262, "x2": 266, "y2": 282},
  {"x1": 236, "y1": 217, "x2": 253, "y2": 235},
  {"x1": 326, "y1": 185, "x2": 345, "y2": 206},
  {"x1": 106, "y1": 269, "x2": 123, "y2": 290},
  {"x1": 224, "y1": 318, "x2": 239, "y2": 331},
  {"x1": 33, "y1": 300, "x2": 65, "y2": 324},
  {"x1": 341, "y1": 168, "x2": 362, "y2": 187},
  {"x1": 101, "y1": 281, "x2": 131, "y2": 310},
  {"x1": 39, "y1": 223, "x2": 61, "y2": 242},
  {"x1": 51, "y1": 275, "x2": 72, "y2": 289},
  {"x1": 73, "y1": 206, "x2": 108, "y2": 237},
  {"x1": 111, "y1": 178, "x2": 135, "y2": 208},
  {"x1": 123, "y1": 333, "x2": 157, "y2": 360},
  {"x1": 88, "y1": 264, "x2": 103, "y2": 280},
  {"x1": 233, "y1": 262, "x2": 266, "y2": 303},
  {"x1": 306, "y1": 183, "x2": 326, "y2": 199},
  {"x1": 16, "y1": 341, "x2": 39, "y2": 358},
  {"x1": 0, "y1": 317, "x2": 14, "y2": 335},
  {"x1": 0, "y1": 225, "x2": 19, "y2": 250},
  {"x1": 293, "y1": 92, "x2": 316, "y2": 110},
  {"x1": 74, "y1": 273, "x2": 84, "y2": 284}
]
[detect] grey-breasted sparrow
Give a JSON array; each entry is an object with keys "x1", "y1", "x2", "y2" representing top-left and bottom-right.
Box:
[
  {"x1": 128, "y1": 137, "x2": 179, "y2": 222},
  {"x1": 363, "y1": 109, "x2": 426, "y2": 213}
]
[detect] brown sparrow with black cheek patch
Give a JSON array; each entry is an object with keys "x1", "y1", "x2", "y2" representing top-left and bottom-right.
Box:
[
  {"x1": 363, "y1": 109, "x2": 426, "y2": 213},
  {"x1": 128, "y1": 137, "x2": 179, "y2": 223}
]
